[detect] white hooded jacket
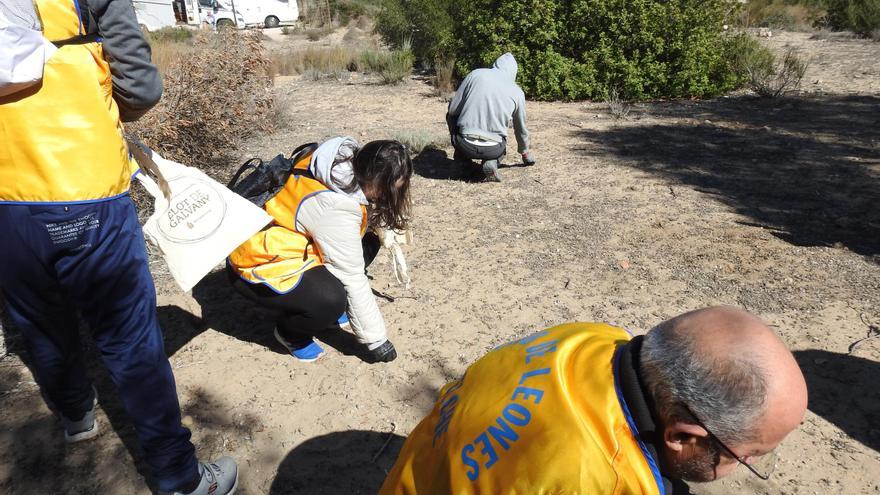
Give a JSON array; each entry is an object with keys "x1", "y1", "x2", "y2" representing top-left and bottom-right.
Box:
[{"x1": 296, "y1": 137, "x2": 387, "y2": 346}]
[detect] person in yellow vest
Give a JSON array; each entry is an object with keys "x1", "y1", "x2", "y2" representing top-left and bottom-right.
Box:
[
  {"x1": 380, "y1": 306, "x2": 808, "y2": 494},
  {"x1": 0, "y1": 1, "x2": 237, "y2": 494},
  {"x1": 227, "y1": 137, "x2": 412, "y2": 363}
]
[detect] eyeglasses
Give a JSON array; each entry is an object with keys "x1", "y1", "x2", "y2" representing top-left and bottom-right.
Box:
[{"x1": 680, "y1": 403, "x2": 776, "y2": 480}]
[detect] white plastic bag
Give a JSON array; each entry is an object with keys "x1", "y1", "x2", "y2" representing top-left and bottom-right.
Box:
[
  {"x1": 134, "y1": 147, "x2": 272, "y2": 292},
  {"x1": 0, "y1": 7, "x2": 57, "y2": 97},
  {"x1": 380, "y1": 228, "x2": 413, "y2": 289}
]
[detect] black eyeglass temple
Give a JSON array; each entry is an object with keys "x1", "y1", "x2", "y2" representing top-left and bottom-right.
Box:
[{"x1": 681, "y1": 404, "x2": 771, "y2": 480}]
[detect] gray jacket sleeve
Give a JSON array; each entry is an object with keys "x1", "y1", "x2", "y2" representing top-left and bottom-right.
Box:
[
  {"x1": 512, "y1": 88, "x2": 529, "y2": 153},
  {"x1": 84, "y1": 0, "x2": 162, "y2": 122},
  {"x1": 447, "y1": 73, "x2": 471, "y2": 118}
]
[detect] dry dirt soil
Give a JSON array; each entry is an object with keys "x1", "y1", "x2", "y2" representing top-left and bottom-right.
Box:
[{"x1": 1, "y1": 30, "x2": 879, "y2": 494}]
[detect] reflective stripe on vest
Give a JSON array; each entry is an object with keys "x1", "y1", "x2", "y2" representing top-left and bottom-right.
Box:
[
  {"x1": 228, "y1": 151, "x2": 368, "y2": 294},
  {"x1": 379, "y1": 323, "x2": 665, "y2": 495},
  {"x1": 0, "y1": 0, "x2": 134, "y2": 204}
]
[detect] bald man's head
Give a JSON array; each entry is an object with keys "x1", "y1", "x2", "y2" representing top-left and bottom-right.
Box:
[{"x1": 640, "y1": 306, "x2": 807, "y2": 482}]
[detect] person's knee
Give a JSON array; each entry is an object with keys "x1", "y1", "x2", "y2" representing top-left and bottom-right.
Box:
[{"x1": 313, "y1": 274, "x2": 347, "y2": 321}]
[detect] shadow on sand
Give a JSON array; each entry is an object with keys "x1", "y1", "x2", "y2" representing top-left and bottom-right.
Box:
[
  {"x1": 269, "y1": 429, "x2": 405, "y2": 494},
  {"x1": 160, "y1": 269, "x2": 373, "y2": 361},
  {"x1": 793, "y1": 349, "x2": 880, "y2": 453},
  {"x1": 576, "y1": 94, "x2": 880, "y2": 258}
]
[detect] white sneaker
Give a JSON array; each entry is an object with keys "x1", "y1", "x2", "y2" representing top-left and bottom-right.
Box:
[
  {"x1": 61, "y1": 387, "x2": 100, "y2": 443},
  {"x1": 161, "y1": 457, "x2": 239, "y2": 495}
]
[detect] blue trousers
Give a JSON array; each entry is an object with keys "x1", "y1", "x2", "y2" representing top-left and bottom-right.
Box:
[{"x1": 0, "y1": 196, "x2": 199, "y2": 492}]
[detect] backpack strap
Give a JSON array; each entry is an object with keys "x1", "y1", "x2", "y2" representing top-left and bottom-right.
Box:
[
  {"x1": 52, "y1": 32, "x2": 99, "y2": 47},
  {"x1": 291, "y1": 168, "x2": 315, "y2": 180},
  {"x1": 289, "y1": 142, "x2": 318, "y2": 162},
  {"x1": 227, "y1": 157, "x2": 263, "y2": 189}
]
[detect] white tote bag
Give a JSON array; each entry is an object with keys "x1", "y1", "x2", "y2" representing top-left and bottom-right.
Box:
[{"x1": 132, "y1": 144, "x2": 272, "y2": 292}]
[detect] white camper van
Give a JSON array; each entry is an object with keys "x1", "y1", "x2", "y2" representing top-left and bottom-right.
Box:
[
  {"x1": 133, "y1": 0, "x2": 177, "y2": 30},
  {"x1": 209, "y1": 0, "x2": 298, "y2": 28}
]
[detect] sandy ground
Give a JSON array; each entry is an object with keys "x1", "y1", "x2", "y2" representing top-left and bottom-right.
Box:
[{"x1": 1, "y1": 30, "x2": 879, "y2": 494}]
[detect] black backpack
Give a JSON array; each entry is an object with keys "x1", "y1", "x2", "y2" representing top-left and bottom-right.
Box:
[{"x1": 227, "y1": 143, "x2": 318, "y2": 207}]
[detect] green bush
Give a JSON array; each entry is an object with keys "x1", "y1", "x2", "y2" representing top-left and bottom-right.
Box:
[
  {"x1": 825, "y1": 0, "x2": 880, "y2": 37},
  {"x1": 360, "y1": 46, "x2": 414, "y2": 84},
  {"x1": 375, "y1": 0, "x2": 454, "y2": 63},
  {"x1": 730, "y1": 35, "x2": 808, "y2": 97},
  {"x1": 451, "y1": 0, "x2": 747, "y2": 101},
  {"x1": 330, "y1": 0, "x2": 381, "y2": 25}
]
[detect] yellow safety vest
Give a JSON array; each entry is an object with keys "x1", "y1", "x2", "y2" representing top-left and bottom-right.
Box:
[
  {"x1": 380, "y1": 323, "x2": 666, "y2": 495},
  {"x1": 228, "y1": 152, "x2": 368, "y2": 293},
  {"x1": 0, "y1": 0, "x2": 133, "y2": 204}
]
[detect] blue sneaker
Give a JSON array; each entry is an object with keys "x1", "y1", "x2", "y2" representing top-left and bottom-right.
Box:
[
  {"x1": 274, "y1": 328, "x2": 324, "y2": 363},
  {"x1": 337, "y1": 312, "x2": 351, "y2": 331}
]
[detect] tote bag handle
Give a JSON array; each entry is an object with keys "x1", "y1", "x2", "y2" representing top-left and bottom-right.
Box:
[{"x1": 127, "y1": 138, "x2": 172, "y2": 201}]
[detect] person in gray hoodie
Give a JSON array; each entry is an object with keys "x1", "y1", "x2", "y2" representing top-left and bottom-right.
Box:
[{"x1": 446, "y1": 52, "x2": 535, "y2": 182}]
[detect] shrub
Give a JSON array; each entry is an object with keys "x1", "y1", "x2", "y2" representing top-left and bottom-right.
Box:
[
  {"x1": 825, "y1": 0, "x2": 880, "y2": 37},
  {"x1": 732, "y1": 38, "x2": 809, "y2": 97},
  {"x1": 375, "y1": 0, "x2": 454, "y2": 64},
  {"x1": 361, "y1": 46, "x2": 414, "y2": 84},
  {"x1": 605, "y1": 88, "x2": 631, "y2": 119},
  {"x1": 433, "y1": 57, "x2": 456, "y2": 95},
  {"x1": 392, "y1": 130, "x2": 445, "y2": 155},
  {"x1": 330, "y1": 0, "x2": 381, "y2": 24},
  {"x1": 129, "y1": 31, "x2": 275, "y2": 181},
  {"x1": 451, "y1": 0, "x2": 748, "y2": 101}
]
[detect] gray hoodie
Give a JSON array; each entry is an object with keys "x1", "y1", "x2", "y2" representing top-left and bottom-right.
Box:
[{"x1": 447, "y1": 53, "x2": 530, "y2": 153}]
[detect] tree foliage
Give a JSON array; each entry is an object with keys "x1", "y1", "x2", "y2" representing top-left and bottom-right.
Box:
[
  {"x1": 375, "y1": 0, "x2": 455, "y2": 64},
  {"x1": 451, "y1": 0, "x2": 747, "y2": 100}
]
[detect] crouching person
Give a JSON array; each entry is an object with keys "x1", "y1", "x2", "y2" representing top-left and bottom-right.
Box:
[
  {"x1": 379, "y1": 306, "x2": 807, "y2": 494},
  {"x1": 446, "y1": 52, "x2": 534, "y2": 182},
  {"x1": 227, "y1": 137, "x2": 412, "y2": 363}
]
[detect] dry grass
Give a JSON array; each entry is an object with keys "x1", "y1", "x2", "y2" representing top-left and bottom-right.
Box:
[
  {"x1": 271, "y1": 47, "x2": 360, "y2": 76},
  {"x1": 131, "y1": 30, "x2": 275, "y2": 184},
  {"x1": 810, "y1": 29, "x2": 860, "y2": 40},
  {"x1": 740, "y1": 0, "x2": 826, "y2": 31},
  {"x1": 433, "y1": 57, "x2": 456, "y2": 96},
  {"x1": 149, "y1": 39, "x2": 196, "y2": 75},
  {"x1": 305, "y1": 26, "x2": 334, "y2": 41},
  {"x1": 269, "y1": 46, "x2": 413, "y2": 84},
  {"x1": 604, "y1": 88, "x2": 631, "y2": 119}
]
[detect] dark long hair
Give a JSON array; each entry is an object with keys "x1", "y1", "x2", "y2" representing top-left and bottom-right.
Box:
[{"x1": 334, "y1": 140, "x2": 412, "y2": 231}]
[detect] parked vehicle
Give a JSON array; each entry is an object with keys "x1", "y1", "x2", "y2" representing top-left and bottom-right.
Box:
[
  {"x1": 211, "y1": 0, "x2": 298, "y2": 28},
  {"x1": 133, "y1": 0, "x2": 177, "y2": 30},
  {"x1": 173, "y1": 0, "x2": 203, "y2": 25}
]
